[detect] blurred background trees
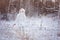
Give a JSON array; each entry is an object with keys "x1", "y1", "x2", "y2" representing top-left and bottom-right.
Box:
[{"x1": 0, "y1": 0, "x2": 59, "y2": 20}]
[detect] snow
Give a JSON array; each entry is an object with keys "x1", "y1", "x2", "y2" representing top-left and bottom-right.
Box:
[
  {"x1": 52, "y1": 0, "x2": 55, "y2": 2},
  {"x1": 0, "y1": 8, "x2": 58, "y2": 40}
]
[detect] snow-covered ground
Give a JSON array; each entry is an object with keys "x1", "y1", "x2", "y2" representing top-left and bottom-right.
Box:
[{"x1": 0, "y1": 8, "x2": 58, "y2": 40}]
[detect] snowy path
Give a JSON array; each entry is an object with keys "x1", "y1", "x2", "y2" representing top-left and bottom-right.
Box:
[{"x1": 0, "y1": 8, "x2": 58, "y2": 40}]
